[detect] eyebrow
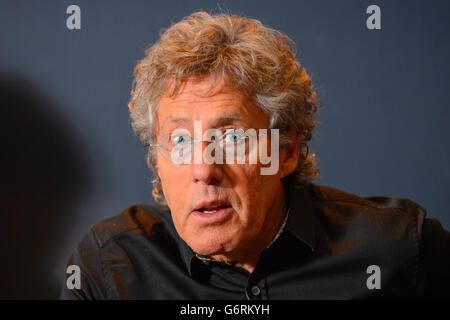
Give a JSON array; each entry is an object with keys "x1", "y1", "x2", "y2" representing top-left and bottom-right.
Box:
[
  {"x1": 161, "y1": 112, "x2": 245, "y2": 131},
  {"x1": 210, "y1": 112, "x2": 244, "y2": 127}
]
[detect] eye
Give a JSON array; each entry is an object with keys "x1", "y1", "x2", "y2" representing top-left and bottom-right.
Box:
[
  {"x1": 171, "y1": 134, "x2": 191, "y2": 146},
  {"x1": 223, "y1": 130, "x2": 246, "y2": 144}
]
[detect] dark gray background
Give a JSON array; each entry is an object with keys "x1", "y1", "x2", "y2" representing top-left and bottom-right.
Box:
[{"x1": 1, "y1": 0, "x2": 449, "y2": 299}]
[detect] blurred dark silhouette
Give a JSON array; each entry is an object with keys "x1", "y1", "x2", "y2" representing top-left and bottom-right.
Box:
[{"x1": 0, "y1": 74, "x2": 90, "y2": 299}]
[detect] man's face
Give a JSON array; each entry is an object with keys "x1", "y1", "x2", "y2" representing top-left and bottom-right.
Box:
[{"x1": 156, "y1": 75, "x2": 294, "y2": 259}]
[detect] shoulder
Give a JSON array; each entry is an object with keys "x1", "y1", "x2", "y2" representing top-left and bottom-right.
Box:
[
  {"x1": 87, "y1": 204, "x2": 175, "y2": 249},
  {"x1": 309, "y1": 182, "x2": 426, "y2": 214},
  {"x1": 306, "y1": 183, "x2": 427, "y2": 238},
  {"x1": 301, "y1": 183, "x2": 450, "y2": 297},
  {"x1": 60, "y1": 204, "x2": 175, "y2": 299},
  {"x1": 301, "y1": 183, "x2": 427, "y2": 294}
]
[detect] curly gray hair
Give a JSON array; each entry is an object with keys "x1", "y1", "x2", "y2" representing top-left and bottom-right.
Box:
[{"x1": 128, "y1": 11, "x2": 319, "y2": 205}]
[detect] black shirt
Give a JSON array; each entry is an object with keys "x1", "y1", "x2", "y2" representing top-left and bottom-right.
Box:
[{"x1": 59, "y1": 182, "x2": 450, "y2": 299}]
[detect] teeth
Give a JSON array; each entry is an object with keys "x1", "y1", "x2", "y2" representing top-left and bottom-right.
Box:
[
  {"x1": 203, "y1": 209, "x2": 218, "y2": 214},
  {"x1": 198, "y1": 205, "x2": 230, "y2": 214}
]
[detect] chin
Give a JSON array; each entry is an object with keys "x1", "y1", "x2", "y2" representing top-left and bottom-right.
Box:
[{"x1": 186, "y1": 231, "x2": 234, "y2": 256}]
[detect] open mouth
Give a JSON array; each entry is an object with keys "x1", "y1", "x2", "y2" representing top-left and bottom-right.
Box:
[
  {"x1": 192, "y1": 202, "x2": 233, "y2": 221},
  {"x1": 196, "y1": 205, "x2": 231, "y2": 214}
]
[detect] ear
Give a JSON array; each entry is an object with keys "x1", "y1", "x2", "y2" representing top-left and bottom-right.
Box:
[{"x1": 279, "y1": 127, "x2": 302, "y2": 179}]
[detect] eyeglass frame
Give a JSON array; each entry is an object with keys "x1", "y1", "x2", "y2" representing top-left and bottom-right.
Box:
[{"x1": 145, "y1": 128, "x2": 271, "y2": 164}]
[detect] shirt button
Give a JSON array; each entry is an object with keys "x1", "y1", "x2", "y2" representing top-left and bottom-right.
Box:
[{"x1": 251, "y1": 285, "x2": 261, "y2": 296}]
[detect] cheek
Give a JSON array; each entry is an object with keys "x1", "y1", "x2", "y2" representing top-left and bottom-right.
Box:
[
  {"x1": 158, "y1": 163, "x2": 188, "y2": 208},
  {"x1": 229, "y1": 164, "x2": 277, "y2": 208},
  {"x1": 159, "y1": 167, "x2": 190, "y2": 232},
  {"x1": 237, "y1": 163, "x2": 280, "y2": 187}
]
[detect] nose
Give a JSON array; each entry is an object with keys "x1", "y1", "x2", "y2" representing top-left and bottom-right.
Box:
[{"x1": 192, "y1": 141, "x2": 224, "y2": 185}]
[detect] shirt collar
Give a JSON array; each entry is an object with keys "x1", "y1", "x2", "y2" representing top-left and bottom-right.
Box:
[
  {"x1": 174, "y1": 181, "x2": 317, "y2": 277},
  {"x1": 283, "y1": 182, "x2": 316, "y2": 252}
]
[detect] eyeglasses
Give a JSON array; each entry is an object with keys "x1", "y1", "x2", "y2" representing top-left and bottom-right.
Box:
[{"x1": 147, "y1": 129, "x2": 268, "y2": 164}]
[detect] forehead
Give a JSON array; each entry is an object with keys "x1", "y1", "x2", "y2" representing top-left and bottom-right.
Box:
[{"x1": 157, "y1": 75, "x2": 268, "y2": 131}]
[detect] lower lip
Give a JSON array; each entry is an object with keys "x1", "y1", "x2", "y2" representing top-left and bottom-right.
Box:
[{"x1": 192, "y1": 206, "x2": 233, "y2": 223}]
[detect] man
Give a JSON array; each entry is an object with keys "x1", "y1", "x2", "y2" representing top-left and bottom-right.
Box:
[{"x1": 60, "y1": 11, "x2": 450, "y2": 299}]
